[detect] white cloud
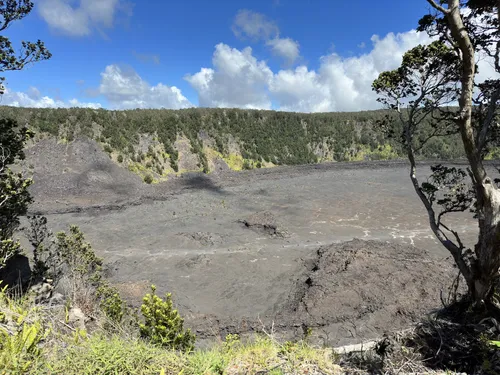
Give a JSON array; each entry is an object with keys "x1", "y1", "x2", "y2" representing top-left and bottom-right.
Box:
[
  {"x1": 1, "y1": 86, "x2": 102, "y2": 109},
  {"x1": 232, "y1": 9, "x2": 278, "y2": 41},
  {"x1": 269, "y1": 30, "x2": 434, "y2": 112},
  {"x1": 98, "y1": 65, "x2": 193, "y2": 110},
  {"x1": 186, "y1": 30, "x2": 433, "y2": 112},
  {"x1": 232, "y1": 9, "x2": 300, "y2": 63},
  {"x1": 39, "y1": 0, "x2": 127, "y2": 36},
  {"x1": 266, "y1": 37, "x2": 300, "y2": 64},
  {"x1": 185, "y1": 43, "x2": 273, "y2": 109}
]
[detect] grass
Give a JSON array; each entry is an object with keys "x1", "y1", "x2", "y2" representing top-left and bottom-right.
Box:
[
  {"x1": 32, "y1": 334, "x2": 341, "y2": 375},
  {"x1": 0, "y1": 287, "x2": 341, "y2": 375}
]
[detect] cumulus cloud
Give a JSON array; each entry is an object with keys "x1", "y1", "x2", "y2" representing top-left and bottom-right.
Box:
[
  {"x1": 39, "y1": 0, "x2": 129, "y2": 36},
  {"x1": 98, "y1": 64, "x2": 192, "y2": 109},
  {"x1": 271, "y1": 30, "x2": 433, "y2": 112},
  {"x1": 266, "y1": 38, "x2": 300, "y2": 65},
  {"x1": 1, "y1": 86, "x2": 102, "y2": 109},
  {"x1": 185, "y1": 43, "x2": 273, "y2": 109},
  {"x1": 186, "y1": 30, "x2": 434, "y2": 112},
  {"x1": 232, "y1": 9, "x2": 300, "y2": 64}
]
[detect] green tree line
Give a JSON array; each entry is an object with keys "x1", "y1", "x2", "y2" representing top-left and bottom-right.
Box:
[{"x1": 0, "y1": 106, "x2": 466, "y2": 169}]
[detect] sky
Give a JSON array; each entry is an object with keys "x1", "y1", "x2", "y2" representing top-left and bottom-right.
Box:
[{"x1": 0, "y1": 0, "x2": 496, "y2": 112}]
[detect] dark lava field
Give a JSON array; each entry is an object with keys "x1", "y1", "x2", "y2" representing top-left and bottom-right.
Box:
[{"x1": 21, "y1": 139, "x2": 483, "y2": 346}]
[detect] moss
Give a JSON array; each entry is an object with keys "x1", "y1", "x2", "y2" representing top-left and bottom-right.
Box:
[
  {"x1": 223, "y1": 153, "x2": 244, "y2": 171},
  {"x1": 485, "y1": 147, "x2": 500, "y2": 160},
  {"x1": 348, "y1": 144, "x2": 399, "y2": 162}
]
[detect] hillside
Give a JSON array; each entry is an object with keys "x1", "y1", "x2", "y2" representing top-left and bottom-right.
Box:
[{"x1": 0, "y1": 106, "x2": 465, "y2": 182}]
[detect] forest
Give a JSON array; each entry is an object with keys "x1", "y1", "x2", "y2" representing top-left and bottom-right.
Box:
[{"x1": 0, "y1": 106, "x2": 466, "y2": 174}]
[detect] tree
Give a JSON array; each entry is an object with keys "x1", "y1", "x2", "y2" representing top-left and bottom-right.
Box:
[
  {"x1": 0, "y1": 118, "x2": 33, "y2": 267},
  {"x1": 0, "y1": 1, "x2": 50, "y2": 269},
  {"x1": 0, "y1": 0, "x2": 51, "y2": 85},
  {"x1": 373, "y1": 0, "x2": 500, "y2": 304}
]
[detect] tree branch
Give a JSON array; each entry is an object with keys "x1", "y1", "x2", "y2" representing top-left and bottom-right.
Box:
[
  {"x1": 405, "y1": 127, "x2": 472, "y2": 283},
  {"x1": 478, "y1": 87, "x2": 500, "y2": 152},
  {"x1": 426, "y1": 0, "x2": 450, "y2": 14}
]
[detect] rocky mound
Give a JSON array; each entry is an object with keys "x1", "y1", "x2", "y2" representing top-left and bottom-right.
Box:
[
  {"x1": 190, "y1": 239, "x2": 460, "y2": 347},
  {"x1": 287, "y1": 239, "x2": 460, "y2": 344},
  {"x1": 23, "y1": 138, "x2": 147, "y2": 210},
  {"x1": 238, "y1": 211, "x2": 289, "y2": 238}
]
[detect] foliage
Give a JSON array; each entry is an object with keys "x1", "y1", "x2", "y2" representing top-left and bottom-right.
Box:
[
  {"x1": 96, "y1": 284, "x2": 126, "y2": 324},
  {"x1": 34, "y1": 333, "x2": 338, "y2": 375},
  {"x1": 0, "y1": 319, "x2": 46, "y2": 374},
  {"x1": 0, "y1": 106, "x2": 470, "y2": 176},
  {"x1": 0, "y1": 118, "x2": 33, "y2": 269},
  {"x1": 143, "y1": 173, "x2": 153, "y2": 184},
  {"x1": 373, "y1": 0, "x2": 500, "y2": 302},
  {"x1": 0, "y1": 284, "x2": 47, "y2": 375},
  {"x1": 139, "y1": 285, "x2": 195, "y2": 351},
  {"x1": 54, "y1": 226, "x2": 125, "y2": 322},
  {"x1": 0, "y1": 0, "x2": 52, "y2": 84},
  {"x1": 25, "y1": 215, "x2": 58, "y2": 282}
]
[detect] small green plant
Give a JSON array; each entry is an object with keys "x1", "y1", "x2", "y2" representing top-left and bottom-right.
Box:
[
  {"x1": 55, "y1": 226, "x2": 125, "y2": 321},
  {"x1": 139, "y1": 285, "x2": 195, "y2": 351},
  {"x1": 242, "y1": 159, "x2": 253, "y2": 170},
  {"x1": 97, "y1": 284, "x2": 126, "y2": 324},
  {"x1": 223, "y1": 333, "x2": 240, "y2": 353},
  {"x1": 143, "y1": 174, "x2": 154, "y2": 184},
  {"x1": 103, "y1": 144, "x2": 113, "y2": 154},
  {"x1": 0, "y1": 317, "x2": 47, "y2": 374},
  {"x1": 117, "y1": 154, "x2": 124, "y2": 163},
  {"x1": 145, "y1": 161, "x2": 153, "y2": 169}
]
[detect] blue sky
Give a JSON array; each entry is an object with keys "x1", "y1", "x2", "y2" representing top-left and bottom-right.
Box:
[{"x1": 1, "y1": 0, "x2": 477, "y2": 112}]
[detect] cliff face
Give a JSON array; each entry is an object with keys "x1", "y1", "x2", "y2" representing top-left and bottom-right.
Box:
[{"x1": 1, "y1": 106, "x2": 464, "y2": 182}]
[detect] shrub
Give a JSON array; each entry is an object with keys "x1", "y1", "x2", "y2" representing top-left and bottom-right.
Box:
[
  {"x1": 139, "y1": 285, "x2": 195, "y2": 351},
  {"x1": 143, "y1": 174, "x2": 153, "y2": 184},
  {"x1": 55, "y1": 226, "x2": 103, "y2": 314},
  {"x1": 242, "y1": 160, "x2": 253, "y2": 170},
  {"x1": 96, "y1": 284, "x2": 126, "y2": 324},
  {"x1": 25, "y1": 215, "x2": 60, "y2": 282},
  {"x1": 145, "y1": 161, "x2": 152, "y2": 169},
  {"x1": 55, "y1": 226, "x2": 125, "y2": 322},
  {"x1": 103, "y1": 144, "x2": 113, "y2": 154},
  {"x1": 170, "y1": 160, "x2": 179, "y2": 172},
  {"x1": 117, "y1": 154, "x2": 124, "y2": 163}
]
